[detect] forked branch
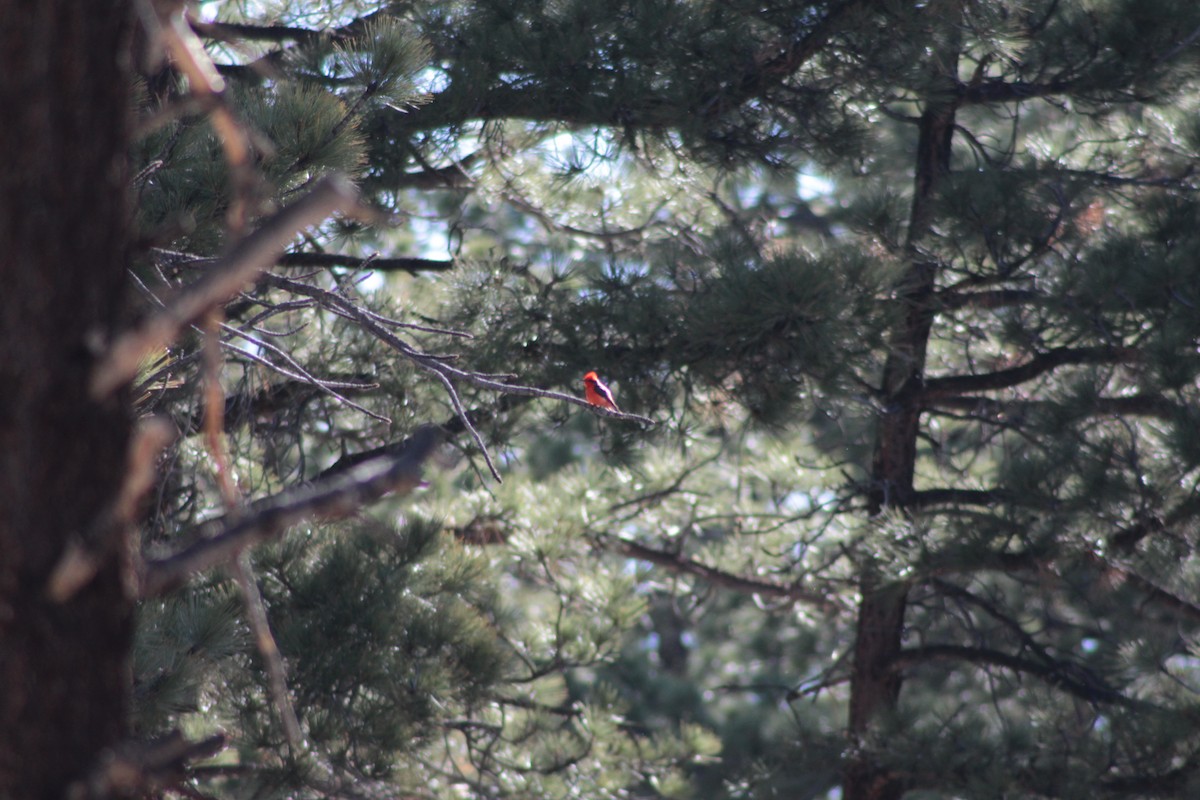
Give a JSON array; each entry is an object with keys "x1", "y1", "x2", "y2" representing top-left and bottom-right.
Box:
[{"x1": 91, "y1": 175, "x2": 362, "y2": 398}]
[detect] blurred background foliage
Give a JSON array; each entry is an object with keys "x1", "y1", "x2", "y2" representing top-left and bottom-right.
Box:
[{"x1": 132, "y1": 1, "x2": 1200, "y2": 798}]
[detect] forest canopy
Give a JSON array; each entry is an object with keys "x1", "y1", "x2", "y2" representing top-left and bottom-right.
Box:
[{"x1": 3, "y1": 1, "x2": 1200, "y2": 799}]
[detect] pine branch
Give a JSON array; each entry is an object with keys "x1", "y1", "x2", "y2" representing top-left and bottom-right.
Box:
[
  {"x1": 602, "y1": 535, "x2": 840, "y2": 611},
  {"x1": 921, "y1": 346, "x2": 1140, "y2": 399},
  {"x1": 1082, "y1": 552, "x2": 1200, "y2": 624},
  {"x1": 278, "y1": 252, "x2": 454, "y2": 273},
  {"x1": 140, "y1": 425, "x2": 442, "y2": 598},
  {"x1": 92, "y1": 175, "x2": 363, "y2": 398},
  {"x1": 190, "y1": 19, "x2": 330, "y2": 45},
  {"x1": 925, "y1": 393, "x2": 1181, "y2": 421},
  {"x1": 385, "y1": 1, "x2": 866, "y2": 135},
  {"x1": 704, "y1": 0, "x2": 869, "y2": 120},
  {"x1": 958, "y1": 78, "x2": 1074, "y2": 104},
  {"x1": 891, "y1": 644, "x2": 1140, "y2": 707},
  {"x1": 905, "y1": 488, "x2": 1013, "y2": 509},
  {"x1": 192, "y1": 9, "x2": 391, "y2": 75},
  {"x1": 929, "y1": 519, "x2": 1200, "y2": 628}
]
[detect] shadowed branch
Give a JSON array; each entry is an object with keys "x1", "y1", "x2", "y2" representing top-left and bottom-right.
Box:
[
  {"x1": 92, "y1": 175, "x2": 363, "y2": 398},
  {"x1": 141, "y1": 425, "x2": 442, "y2": 598}
]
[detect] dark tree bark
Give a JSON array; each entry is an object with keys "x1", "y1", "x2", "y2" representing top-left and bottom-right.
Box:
[
  {"x1": 0, "y1": 2, "x2": 135, "y2": 797},
  {"x1": 844, "y1": 47, "x2": 961, "y2": 800}
]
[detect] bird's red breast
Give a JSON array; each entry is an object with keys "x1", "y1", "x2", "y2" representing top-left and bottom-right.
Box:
[{"x1": 582, "y1": 371, "x2": 620, "y2": 411}]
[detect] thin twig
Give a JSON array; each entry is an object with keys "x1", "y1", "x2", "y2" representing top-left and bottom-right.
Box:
[
  {"x1": 264, "y1": 272, "x2": 656, "y2": 422},
  {"x1": 265, "y1": 273, "x2": 644, "y2": 483},
  {"x1": 220, "y1": 323, "x2": 391, "y2": 423},
  {"x1": 92, "y1": 175, "x2": 362, "y2": 398},
  {"x1": 422, "y1": 364, "x2": 502, "y2": 481}
]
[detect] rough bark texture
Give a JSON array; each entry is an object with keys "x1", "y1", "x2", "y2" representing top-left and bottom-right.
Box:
[
  {"x1": 0, "y1": 2, "x2": 134, "y2": 797},
  {"x1": 844, "y1": 87, "x2": 959, "y2": 800}
]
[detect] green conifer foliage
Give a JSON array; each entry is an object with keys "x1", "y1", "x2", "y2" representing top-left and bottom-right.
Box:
[{"x1": 122, "y1": 1, "x2": 1200, "y2": 798}]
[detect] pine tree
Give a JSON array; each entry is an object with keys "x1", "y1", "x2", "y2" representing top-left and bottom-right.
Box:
[{"x1": 6, "y1": 0, "x2": 1200, "y2": 798}]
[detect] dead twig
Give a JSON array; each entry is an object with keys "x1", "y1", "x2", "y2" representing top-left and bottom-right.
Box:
[
  {"x1": 261, "y1": 273, "x2": 656, "y2": 424},
  {"x1": 91, "y1": 175, "x2": 363, "y2": 399}
]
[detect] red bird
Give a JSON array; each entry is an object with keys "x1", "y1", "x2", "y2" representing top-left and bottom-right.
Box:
[{"x1": 582, "y1": 371, "x2": 620, "y2": 412}]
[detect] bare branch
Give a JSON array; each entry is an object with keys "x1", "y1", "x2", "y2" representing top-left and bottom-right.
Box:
[
  {"x1": 922, "y1": 346, "x2": 1139, "y2": 399},
  {"x1": 220, "y1": 323, "x2": 391, "y2": 423},
  {"x1": 891, "y1": 644, "x2": 1140, "y2": 707},
  {"x1": 92, "y1": 175, "x2": 362, "y2": 398},
  {"x1": 906, "y1": 488, "x2": 1015, "y2": 509},
  {"x1": 277, "y1": 252, "x2": 454, "y2": 273},
  {"x1": 936, "y1": 288, "x2": 1043, "y2": 312},
  {"x1": 454, "y1": 376, "x2": 655, "y2": 425},
  {"x1": 603, "y1": 535, "x2": 840, "y2": 611},
  {"x1": 925, "y1": 393, "x2": 1181, "y2": 421},
  {"x1": 262, "y1": 273, "x2": 654, "y2": 420},
  {"x1": 292, "y1": 272, "x2": 503, "y2": 481},
  {"x1": 140, "y1": 425, "x2": 442, "y2": 598}
]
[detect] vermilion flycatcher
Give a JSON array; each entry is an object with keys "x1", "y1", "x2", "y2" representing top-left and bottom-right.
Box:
[{"x1": 582, "y1": 371, "x2": 620, "y2": 412}]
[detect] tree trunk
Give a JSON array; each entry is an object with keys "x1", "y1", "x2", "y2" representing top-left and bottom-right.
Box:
[
  {"x1": 0, "y1": 2, "x2": 135, "y2": 797},
  {"x1": 843, "y1": 92, "x2": 959, "y2": 800}
]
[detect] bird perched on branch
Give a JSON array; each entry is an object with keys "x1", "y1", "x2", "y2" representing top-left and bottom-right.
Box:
[{"x1": 582, "y1": 371, "x2": 620, "y2": 412}]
